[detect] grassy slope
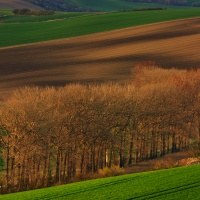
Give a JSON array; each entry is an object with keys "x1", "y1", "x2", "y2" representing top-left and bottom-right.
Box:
[
  {"x1": 66, "y1": 0, "x2": 177, "y2": 11},
  {"x1": 1, "y1": 164, "x2": 200, "y2": 199},
  {"x1": 0, "y1": 8, "x2": 200, "y2": 48}
]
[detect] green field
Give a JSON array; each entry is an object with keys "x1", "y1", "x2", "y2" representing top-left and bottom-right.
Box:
[
  {"x1": 1, "y1": 164, "x2": 200, "y2": 199},
  {"x1": 0, "y1": 8, "x2": 200, "y2": 48},
  {"x1": 0, "y1": 10, "x2": 88, "y2": 23}
]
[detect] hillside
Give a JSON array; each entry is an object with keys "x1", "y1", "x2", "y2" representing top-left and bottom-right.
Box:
[
  {"x1": 1, "y1": 9, "x2": 200, "y2": 47},
  {"x1": 29, "y1": 0, "x2": 196, "y2": 11},
  {"x1": 0, "y1": 0, "x2": 196, "y2": 12},
  {"x1": 1, "y1": 164, "x2": 200, "y2": 199},
  {"x1": 62, "y1": 0, "x2": 173, "y2": 11},
  {"x1": 0, "y1": 0, "x2": 43, "y2": 10},
  {"x1": 0, "y1": 16, "x2": 200, "y2": 100},
  {"x1": 0, "y1": 10, "x2": 87, "y2": 23},
  {"x1": 28, "y1": 0, "x2": 96, "y2": 11}
]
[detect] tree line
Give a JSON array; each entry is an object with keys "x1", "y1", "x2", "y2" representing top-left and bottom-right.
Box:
[
  {"x1": 12, "y1": 8, "x2": 54, "y2": 16},
  {"x1": 0, "y1": 64, "x2": 199, "y2": 193}
]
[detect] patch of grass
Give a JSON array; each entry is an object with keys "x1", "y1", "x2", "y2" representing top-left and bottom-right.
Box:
[
  {"x1": 0, "y1": 8, "x2": 200, "y2": 48},
  {"x1": 0, "y1": 9, "x2": 12, "y2": 15},
  {"x1": 1, "y1": 164, "x2": 200, "y2": 199}
]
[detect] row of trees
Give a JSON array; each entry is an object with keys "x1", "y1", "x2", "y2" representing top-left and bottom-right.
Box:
[
  {"x1": 12, "y1": 8, "x2": 54, "y2": 16},
  {"x1": 0, "y1": 64, "x2": 199, "y2": 193}
]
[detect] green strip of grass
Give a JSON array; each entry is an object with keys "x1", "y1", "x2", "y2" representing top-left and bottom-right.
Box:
[
  {"x1": 1, "y1": 164, "x2": 200, "y2": 199},
  {"x1": 0, "y1": 8, "x2": 200, "y2": 48},
  {"x1": 0, "y1": 11, "x2": 88, "y2": 23}
]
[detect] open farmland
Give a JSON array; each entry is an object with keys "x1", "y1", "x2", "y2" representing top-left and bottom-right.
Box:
[
  {"x1": 1, "y1": 9, "x2": 200, "y2": 47},
  {"x1": 0, "y1": 0, "x2": 42, "y2": 10},
  {"x1": 0, "y1": 17, "x2": 200, "y2": 99},
  {"x1": 1, "y1": 164, "x2": 200, "y2": 199}
]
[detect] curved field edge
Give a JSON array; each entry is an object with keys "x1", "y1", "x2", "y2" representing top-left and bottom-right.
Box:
[
  {"x1": 1, "y1": 164, "x2": 200, "y2": 200},
  {"x1": 0, "y1": 8, "x2": 200, "y2": 48}
]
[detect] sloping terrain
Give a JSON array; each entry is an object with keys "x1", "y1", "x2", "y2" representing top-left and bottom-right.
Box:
[
  {"x1": 125, "y1": 151, "x2": 194, "y2": 174},
  {"x1": 1, "y1": 9, "x2": 200, "y2": 48},
  {"x1": 27, "y1": 0, "x2": 179, "y2": 12},
  {"x1": 0, "y1": 17, "x2": 200, "y2": 100},
  {"x1": 0, "y1": 0, "x2": 42, "y2": 10},
  {"x1": 66, "y1": 0, "x2": 198, "y2": 9},
  {"x1": 0, "y1": 10, "x2": 87, "y2": 23},
  {"x1": 1, "y1": 164, "x2": 200, "y2": 199},
  {"x1": 28, "y1": 0, "x2": 95, "y2": 12},
  {"x1": 65, "y1": 0, "x2": 172, "y2": 11}
]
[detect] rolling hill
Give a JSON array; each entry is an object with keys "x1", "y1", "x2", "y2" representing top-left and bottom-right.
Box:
[
  {"x1": 62, "y1": 0, "x2": 173, "y2": 11},
  {"x1": 28, "y1": 0, "x2": 197, "y2": 11},
  {"x1": 0, "y1": 0, "x2": 166, "y2": 12},
  {"x1": 1, "y1": 164, "x2": 200, "y2": 199},
  {"x1": 0, "y1": 0, "x2": 197, "y2": 12},
  {"x1": 0, "y1": 16, "x2": 200, "y2": 100},
  {"x1": 0, "y1": 10, "x2": 87, "y2": 23},
  {"x1": 1, "y1": 9, "x2": 200, "y2": 47},
  {"x1": 0, "y1": 0, "x2": 43, "y2": 10}
]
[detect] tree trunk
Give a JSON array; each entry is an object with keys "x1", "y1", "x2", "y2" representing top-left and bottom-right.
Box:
[
  {"x1": 128, "y1": 132, "x2": 134, "y2": 165},
  {"x1": 6, "y1": 146, "x2": 10, "y2": 191},
  {"x1": 63, "y1": 150, "x2": 68, "y2": 181},
  {"x1": 55, "y1": 148, "x2": 60, "y2": 183}
]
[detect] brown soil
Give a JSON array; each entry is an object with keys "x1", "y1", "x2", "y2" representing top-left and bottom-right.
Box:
[
  {"x1": 0, "y1": 0, "x2": 42, "y2": 10},
  {"x1": 0, "y1": 18, "x2": 200, "y2": 100},
  {"x1": 125, "y1": 151, "x2": 193, "y2": 174}
]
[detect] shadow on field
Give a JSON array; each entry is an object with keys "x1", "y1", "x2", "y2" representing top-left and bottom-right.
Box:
[
  {"x1": 127, "y1": 181, "x2": 200, "y2": 200},
  {"x1": 1, "y1": 18, "x2": 200, "y2": 99},
  {"x1": 33, "y1": 176, "x2": 140, "y2": 200}
]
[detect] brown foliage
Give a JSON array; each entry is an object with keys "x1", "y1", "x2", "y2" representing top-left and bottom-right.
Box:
[
  {"x1": 153, "y1": 158, "x2": 176, "y2": 170},
  {"x1": 1, "y1": 18, "x2": 200, "y2": 100},
  {"x1": 12, "y1": 9, "x2": 54, "y2": 16},
  {"x1": 0, "y1": 66, "x2": 200, "y2": 193}
]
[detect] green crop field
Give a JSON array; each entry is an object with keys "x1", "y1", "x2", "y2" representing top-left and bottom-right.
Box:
[
  {"x1": 1, "y1": 164, "x2": 200, "y2": 199},
  {"x1": 0, "y1": 8, "x2": 200, "y2": 48}
]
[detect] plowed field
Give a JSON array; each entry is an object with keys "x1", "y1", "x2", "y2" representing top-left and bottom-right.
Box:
[{"x1": 0, "y1": 18, "x2": 200, "y2": 99}]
